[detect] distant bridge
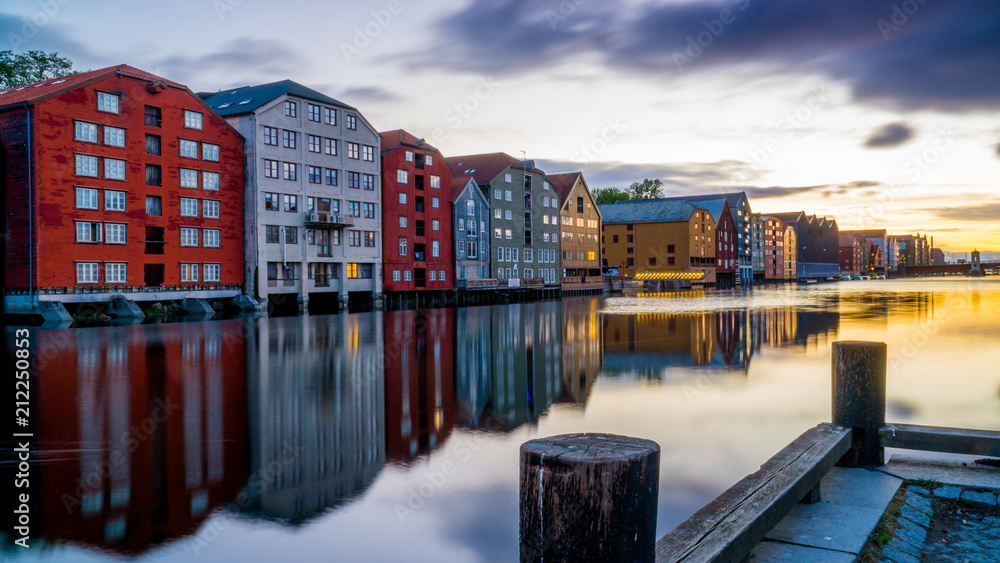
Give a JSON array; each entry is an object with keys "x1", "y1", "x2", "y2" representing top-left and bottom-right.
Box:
[{"x1": 899, "y1": 262, "x2": 1000, "y2": 276}]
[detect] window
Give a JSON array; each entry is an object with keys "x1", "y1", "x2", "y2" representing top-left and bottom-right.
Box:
[
  {"x1": 505, "y1": 190, "x2": 511, "y2": 201},
  {"x1": 145, "y1": 134, "x2": 161, "y2": 156},
  {"x1": 494, "y1": 189, "x2": 501, "y2": 200},
  {"x1": 105, "y1": 223, "x2": 126, "y2": 244},
  {"x1": 505, "y1": 173, "x2": 512, "y2": 182},
  {"x1": 74, "y1": 121, "x2": 98, "y2": 143},
  {"x1": 363, "y1": 174, "x2": 375, "y2": 190},
  {"x1": 105, "y1": 263, "x2": 127, "y2": 284},
  {"x1": 426, "y1": 155, "x2": 434, "y2": 166},
  {"x1": 283, "y1": 194, "x2": 298, "y2": 212},
  {"x1": 349, "y1": 230, "x2": 361, "y2": 246},
  {"x1": 400, "y1": 216, "x2": 408, "y2": 228},
  {"x1": 181, "y1": 263, "x2": 199, "y2": 282},
  {"x1": 97, "y1": 92, "x2": 119, "y2": 114},
  {"x1": 145, "y1": 164, "x2": 162, "y2": 186},
  {"x1": 264, "y1": 192, "x2": 280, "y2": 211},
  {"x1": 263, "y1": 126, "x2": 278, "y2": 145},
  {"x1": 282, "y1": 162, "x2": 297, "y2": 181},
  {"x1": 405, "y1": 150, "x2": 413, "y2": 162},
  {"x1": 309, "y1": 166, "x2": 321, "y2": 183},
  {"x1": 364, "y1": 231, "x2": 376, "y2": 247},
  {"x1": 265, "y1": 225, "x2": 280, "y2": 243},
  {"x1": 495, "y1": 228, "x2": 501, "y2": 239},
  {"x1": 201, "y1": 172, "x2": 219, "y2": 191},
  {"x1": 324, "y1": 138, "x2": 337, "y2": 155},
  {"x1": 504, "y1": 210, "x2": 511, "y2": 220},
  {"x1": 399, "y1": 238, "x2": 408, "y2": 256},
  {"x1": 362, "y1": 145, "x2": 374, "y2": 162},
  {"x1": 267, "y1": 262, "x2": 279, "y2": 279},
  {"x1": 392, "y1": 269, "x2": 401, "y2": 282},
  {"x1": 184, "y1": 110, "x2": 203, "y2": 130},
  {"x1": 467, "y1": 241, "x2": 478, "y2": 258},
  {"x1": 325, "y1": 169, "x2": 338, "y2": 185},
  {"x1": 282, "y1": 130, "x2": 296, "y2": 149},
  {"x1": 429, "y1": 175, "x2": 441, "y2": 189},
  {"x1": 180, "y1": 168, "x2": 198, "y2": 188},
  {"x1": 76, "y1": 154, "x2": 99, "y2": 177},
  {"x1": 180, "y1": 227, "x2": 199, "y2": 246},
  {"x1": 146, "y1": 196, "x2": 162, "y2": 216},
  {"x1": 202, "y1": 229, "x2": 219, "y2": 247},
  {"x1": 202, "y1": 143, "x2": 220, "y2": 161},
  {"x1": 180, "y1": 139, "x2": 198, "y2": 158},
  {"x1": 144, "y1": 106, "x2": 162, "y2": 127},
  {"x1": 524, "y1": 248, "x2": 533, "y2": 262},
  {"x1": 308, "y1": 103, "x2": 321, "y2": 122},
  {"x1": 346, "y1": 114, "x2": 357, "y2": 130},
  {"x1": 284, "y1": 100, "x2": 297, "y2": 117},
  {"x1": 431, "y1": 197, "x2": 439, "y2": 208},
  {"x1": 347, "y1": 142, "x2": 360, "y2": 160},
  {"x1": 203, "y1": 263, "x2": 221, "y2": 282},
  {"x1": 307, "y1": 135, "x2": 321, "y2": 153},
  {"x1": 348, "y1": 171, "x2": 361, "y2": 189},
  {"x1": 104, "y1": 158, "x2": 126, "y2": 180},
  {"x1": 203, "y1": 200, "x2": 219, "y2": 218},
  {"x1": 397, "y1": 169, "x2": 408, "y2": 183},
  {"x1": 363, "y1": 202, "x2": 376, "y2": 218},
  {"x1": 284, "y1": 226, "x2": 298, "y2": 243},
  {"x1": 399, "y1": 193, "x2": 407, "y2": 205},
  {"x1": 432, "y1": 240, "x2": 440, "y2": 257},
  {"x1": 348, "y1": 201, "x2": 361, "y2": 217},
  {"x1": 105, "y1": 190, "x2": 126, "y2": 211},
  {"x1": 506, "y1": 229, "x2": 512, "y2": 239},
  {"x1": 76, "y1": 187, "x2": 99, "y2": 209},
  {"x1": 323, "y1": 107, "x2": 336, "y2": 125},
  {"x1": 429, "y1": 270, "x2": 436, "y2": 282},
  {"x1": 432, "y1": 219, "x2": 439, "y2": 231},
  {"x1": 180, "y1": 197, "x2": 199, "y2": 216},
  {"x1": 76, "y1": 262, "x2": 99, "y2": 283}
]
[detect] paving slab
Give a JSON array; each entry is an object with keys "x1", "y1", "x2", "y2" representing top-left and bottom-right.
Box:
[
  {"x1": 765, "y1": 501, "x2": 885, "y2": 554},
  {"x1": 748, "y1": 539, "x2": 855, "y2": 563},
  {"x1": 820, "y1": 467, "x2": 903, "y2": 508},
  {"x1": 960, "y1": 490, "x2": 998, "y2": 507},
  {"x1": 880, "y1": 454, "x2": 1000, "y2": 489}
]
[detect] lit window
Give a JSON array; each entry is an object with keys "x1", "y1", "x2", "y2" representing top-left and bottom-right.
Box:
[
  {"x1": 97, "y1": 92, "x2": 119, "y2": 114},
  {"x1": 180, "y1": 227, "x2": 199, "y2": 246},
  {"x1": 76, "y1": 262, "x2": 99, "y2": 283},
  {"x1": 430, "y1": 175, "x2": 440, "y2": 188},
  {"x1": 399, "y1": 238, "x2": 407, "y2": 256},
  {"x1": 74, "y1": 121, "x2": 98, "y2": 143},
  {"x1": 495, "y1": 209, "x2": 502, "y2": 219},
  {"x1": 105, "y1": 190, "x2": 126, "y2": 212},
  {"x1": 184, "y1": 110, "x2": 203, "y2": 130},
  {"x1": 203, "y1": 200, "x2": 219, "y2": 218},
  {"x1": 104, "y1": 158, "x2": 126, "y2": 180},
  {"x1": 75, "y1": 154, "x2": 99, "y2": 177},
  {"x1": 180, "y1": 139, "x2": 199, "y2": 158},
  {"x1": 75, "y1": 187, "x2": 99, "y2": 209},
  {"x1": 323, "y1": 107, "x2": 336, "y2": 125}
]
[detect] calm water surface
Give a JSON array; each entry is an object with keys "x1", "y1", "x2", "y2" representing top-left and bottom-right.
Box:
[{"x1": 4, "y1": 278, "x2": 1000, "y2": 562}]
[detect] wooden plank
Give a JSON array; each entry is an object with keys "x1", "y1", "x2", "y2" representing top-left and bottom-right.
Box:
[
  {"x1": 654, "y1": 423, "x2": 852, "y2": 563},
  {"x1": 880, "y1": 423, "x2": 1000, "y2": 457}
]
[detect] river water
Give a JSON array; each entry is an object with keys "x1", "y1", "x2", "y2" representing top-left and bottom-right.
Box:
[{"x1": 4, "y1": 278, "x2": 999, "y2": 562}]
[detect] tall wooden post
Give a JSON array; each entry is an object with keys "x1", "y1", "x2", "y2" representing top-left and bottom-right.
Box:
[
  {"x1": 519, "y1": 433, "x2": 659, "y2": 563},
  {"x1": 832, "y1": 341, "x2": 887, "y2": 467}
]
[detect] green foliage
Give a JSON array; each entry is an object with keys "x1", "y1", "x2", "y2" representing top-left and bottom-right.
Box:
[
  {"x1": 593, "y1": 178, "x2": 665, "y2": 205},
  {"x1": 0, "y1": 50, "x2": 76, "y2": 90},
  {"x1": 910, "y1": 479, "x2": 943, "y2": 491}
]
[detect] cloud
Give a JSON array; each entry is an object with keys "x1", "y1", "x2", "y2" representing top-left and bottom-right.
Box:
[
  {"x1": 996, "y1": 142, "x2": 1000, "y2": 158},
  {"x1": 155, "y1": 38, "x2": 306, "y2": 90},
  {"x1": 934, "y1": 202, "x2": 1000, "y2": 221},
  {"x1": 538, "y1": 158, "x2": 750, "y2": 189},
  {"x1": 404, "y1": 0, "x2": 1000, "y2": 111},
  {"x1": 865, "y1": 123, "x2": 915, "y2": 148},
  {"x1": 338, "y1": 86, "x2": 402, "y2": 103}
]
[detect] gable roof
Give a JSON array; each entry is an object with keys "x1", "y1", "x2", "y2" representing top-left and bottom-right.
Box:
[
  {"x1": 199, "y1": 79, "x2": 355, "y2": 116},
  {"x1": 0, "y1": 64, "x2": 186, "y2": 110},
  {"x1": 682, "y1": 192, "x2": 749, "y2": 210},
  {"x1": 766, "y1": 211, "x2": 807, "y2": 224},
  {"x1": 659, "y1": 195, "x2": 730, "y2": 225},
  {"x1": 445, "y1": 152, "x2": 545, "y2": 185},
  {"x1": 548, "y1": 172, "x2": 581, "y2": 203},
  {"x1": 598, "y1": 199, "x2": 701, "y2": 224},
  {"x1": 451, "y1": 174, "x2": 487, "y2": 203},
  {"x1": 379, "y1": 129, "x2": 442, "y2": 155}
]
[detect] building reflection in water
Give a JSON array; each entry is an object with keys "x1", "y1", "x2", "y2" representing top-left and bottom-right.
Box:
[
  {"x1": 242, "y1": 314, "x2": 385, "y2": 524},
  {"x1": 31, "y1": 321, "x2": 249, "y2": 555},
  {"x1": 560, "y1": 298, "x2": 603, "y2": 406}
]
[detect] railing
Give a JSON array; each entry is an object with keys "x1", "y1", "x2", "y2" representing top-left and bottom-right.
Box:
[
  {"x1": 457, "y1": 279, "x2": 498, "y2": 290},
  {"x1": 6, "y1": 284, "x2": 243, "y2": 295},
  {"x1": 304, "y1": 212, "x2": 354, "y2": 228},
  {"x1": 519, "y1": 341, "x2": 1000, "y2": 562}
]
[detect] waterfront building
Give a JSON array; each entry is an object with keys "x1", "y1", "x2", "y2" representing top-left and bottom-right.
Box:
[
  {"x1": 931, "y1": 248, "x2": 946, "y2": 265},
  {"x1": 784, "y1": 224, "x2": 797, "y2": 280},
  {"x1": 659, "y1": 196, "x2": 738, "y2": 286},
  {"x1": 762, "y1": 216, "x2": 786, "y2": 281},
  {"x1": 896, "y1": 233, "x2": 931, "y2": 268},
  {"x1": 445, "y1": 153, "x2": 562, "y2": 287},
  {"x1": 0, "y1": 65, "x2": 246, "y2": 321},
  {"x1": 871, "y1": 243, "x2": 885, "y2": 273},
  {"x1": 841, "y1": 229, "x2": 889, "y2": 275},
  {"x1": 378, "y1": 129, "x2": 453, "y2": 294},
  {"x1": 598, "y1": 199, "x2": 717, "y2": 284},
  {"x1": 684, "y1": 193, "x2": 753, "y2": 283},
  {"x1": 768, "y1": 212, "x2": 840, "y2": 279},
  {"x1": 751, "y1": 214, "x2": 765, "y2": 281},
  {"x1": 839, "y1": 235, "x2": 861, "y2": 277},
  {"x1": 548, "y1": 172, "x2": 603, "y2": 292},
  {"x1": 201, "y1": 80, "x2": 382, "y2": 313},
  {"x1": 451, "y1": 175, "x2": 492, "y2": 288}
]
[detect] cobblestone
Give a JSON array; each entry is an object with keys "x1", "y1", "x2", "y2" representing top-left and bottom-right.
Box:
[
  {"x1": 933, "y1": 485, "x2": 962, "y2": 500},
  {"x1": 900, "y1": 504, "x2": 931, "y2": 529},
  {"x1": 922, "y1": 491, "x2": 1000, "y2": 563},
  {"x1": 959, "y1": 490, "x2": 997, "y2": 507},
  {"x1": 881, "y1": 545, "x2": 920, "y2": 563}
]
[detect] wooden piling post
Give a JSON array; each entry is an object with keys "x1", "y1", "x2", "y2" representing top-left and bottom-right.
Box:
[
  {"x1": 832, "y1": 341, "x2": 887, "y2": 467},
  {"x1": 520, "y1": 433, "x2": 659, "y2": 563}
]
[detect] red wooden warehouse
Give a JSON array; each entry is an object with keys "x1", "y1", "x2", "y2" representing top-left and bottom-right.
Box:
[
  {"x1": 379, "y1": 129, "x2": 453, "y2": 296},
  {"x1": 0, "y1": 65, "x2": 246, "y2": 319}
]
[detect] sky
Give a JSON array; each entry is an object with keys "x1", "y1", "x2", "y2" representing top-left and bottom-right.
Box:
[{"x1": 3, "y1": 0, "x2": 999, "y2": 256}]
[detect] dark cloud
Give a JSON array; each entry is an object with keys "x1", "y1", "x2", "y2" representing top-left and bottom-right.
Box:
[
  {"x1": 865, "y1": 123, "x2": 915, "y2": 148},
  {"x1": 934, "y1": 202, "x2": 1000, "y2": 221},
  {"x1": 0, "y1": 12, "x2": 98, "y2": 66},
  {"x1": 995, "y1": 142, "x2": 1000, "y2": 157},
  {"x1": 156, "y1": 38, "x2": 306, "y2": 90},
  {"x1": 404, "y1": 0, "x2": 1000, "y2": 111}
]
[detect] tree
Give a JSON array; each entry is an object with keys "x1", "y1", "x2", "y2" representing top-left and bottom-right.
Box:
[
  {"x1": 592, "y1": 187, "x2": 631, "y2": 205},
  {"x1": 627, "y1": 178, "x2": 664, "y2": 200},
  {"x1": 0, "y1": 51, "x2": 76, "y2": 90}
]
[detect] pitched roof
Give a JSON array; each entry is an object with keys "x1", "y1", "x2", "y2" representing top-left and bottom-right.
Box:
[
  {"x1": 0, "y1": 64, "x2": 185, "y2": 109},
  {"x1": 199, "y1": 79, "x2": 355, "y2": 116},
  {"x1": 839, "y1": 235, "x2": 859, "y2": 247},
  {"x1": 451, "y1": 174, "x2": 484, "y2": 202},
  {"x1": 659, "y1": 195, "x2": 729, "y2": 225},
  {"x1": 682, "y1": 192, "x2": 748, "y2": 210},
  {"x1": 766, "y1": 211, "x2": 807, "y2": 223},
  {"x1": 445, "y1": 152, "x2": 544, "y2": 185},
  {"x1": 379, "y1": 129, "x2": 442, "y2": 154},
  {"x1": 548, "y1": 172, "x2": 581, "y2": 203},
  {"x1": 840, "y1": 229, "x2": 887, "y2": 239},
  {"x1": 598, "y1": 199, "x2": 700, "y2": 224}
]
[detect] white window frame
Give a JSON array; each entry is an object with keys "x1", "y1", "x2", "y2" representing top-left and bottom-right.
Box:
[
  {"x1": 103, "y1": 157, "x2": 125, "y2": 180},
  {"x1": 104, "y1": 126, "x2": 126, "y2": 148},
  {"x1": 202, "y1": 143, "x2": 220, "y2": 161},
  {"x1": 181, "y1": 263, "x2": 199, "y2": 282},
  {"x1": 203, "y1": 229, "x2": 220, "y2": 248},
  {"x1": 75, "y1": 154, "x2": 99, "y2": 177},
  {"x1": 105, "y1": 190, "x2": 126, "y2": 212},
  {"x1": 75, "y1": 187, "x2": 99, "y2": 209},
  {"x1": 184, "y1": 110, "x2": 203, "y2": 130},
  {"x1": 432, "y1": 240, "x2": 440, "y2": 258},
  {"x1": 105, "y1": 262, "x2": 127, "y2": 284},
  {"x1": 76, "y1": 262, "x2": 99, "y2": 283},
  {"x1": 203, "y1": 263, "x2": 221, "y2": 282},
  {"x1": 203, "y1": 171, "x2": 220, "y2": 191},
  {"x1": 75, "y1": 221, "x2": 102, "y2": 243},
  {"x1": 104, "y1": 223, "x2": 127, "y2": 244},
  {"x1": 405, "y1": 150, "x2": 413, "y2": 162},
  {"x1": 203, "y1": 200, "x2": 220, "y2": 219},
  {"x1": 431, "y1": 197, "x2": 439, "y2": 208},
  {"x1": 397, "y1": 169, "x2": 408, "y2": 183},
  {"x1": 180, "y1": 227, "x2": 199, "y2": 247},
  {"x1": 180, "y1": 197, "x2": 199, "y2": 217},
  {"x1": 74, "y1": 121, "x2": 98, "y2": 143},
  {"x1": 180, "y1": 168, "x2": 198, "y2": 188},
  {"x1": 97, "y1": 92, "x2": 119, "y2": 114},
  {"x1": 179, "y1": 139, "x2": 199, "y2": 158},
  {"x1": 430, "y1": 175, "x2": 440, "y2": 188}
]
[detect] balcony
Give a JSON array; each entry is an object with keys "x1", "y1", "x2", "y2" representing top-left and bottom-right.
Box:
[{"x1": 305, "y1": 212, "x2": 354, "y2": 228}]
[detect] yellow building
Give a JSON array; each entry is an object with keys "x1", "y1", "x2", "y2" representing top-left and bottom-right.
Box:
[
  {"x1": 549, "y1": 172, "x2": 603, "y2": 292},
  {"x1": 784, "y1": 224, "x2": 797, "y2": 279}
]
